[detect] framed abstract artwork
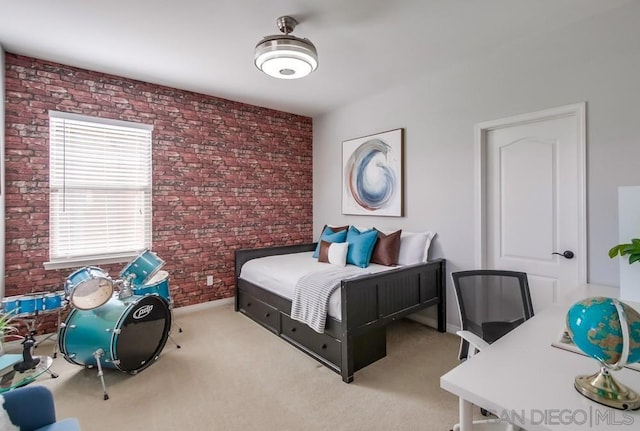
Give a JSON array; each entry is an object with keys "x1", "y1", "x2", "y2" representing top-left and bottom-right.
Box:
[{"x1": 342, "y1": 128, "x2": 404, "y2": 216}]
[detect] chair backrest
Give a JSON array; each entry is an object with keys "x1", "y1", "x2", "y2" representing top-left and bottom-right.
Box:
[
  {"x1": 451, "y1": 269, "x2": 534, "y2": 360},
  {"x1": 2, "y1": 385, "x2": 56, "y2": 430}
]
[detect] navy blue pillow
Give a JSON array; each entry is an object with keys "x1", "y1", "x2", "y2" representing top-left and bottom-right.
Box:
[
  {"x1": 312, "y1": 226, "x2": 348, "y2": 258},
  {"x1": 345, "y1": 226, "x2": 379, "y2": 268}
]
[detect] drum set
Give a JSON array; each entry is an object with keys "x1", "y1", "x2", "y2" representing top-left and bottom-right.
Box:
[
  {"x1": 1, "y1": 249, "x2": 178, "y2": 400},
  {"x1": 60, "y1": 249, "x2": 179, "y2": 399}
]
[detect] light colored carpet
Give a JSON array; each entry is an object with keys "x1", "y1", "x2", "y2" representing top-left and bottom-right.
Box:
[{"x1": 10, "y1": 302, "x2": 463, "y2": 431}]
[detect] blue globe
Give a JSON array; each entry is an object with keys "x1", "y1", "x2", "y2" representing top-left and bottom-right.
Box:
[{"x1": 566, "y1": 297, "x2": 640, "y2": 366}]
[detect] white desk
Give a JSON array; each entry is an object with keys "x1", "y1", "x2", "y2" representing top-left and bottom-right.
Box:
[{"x1": 440, "y1": 285, "x2": 640, "y2": 431}]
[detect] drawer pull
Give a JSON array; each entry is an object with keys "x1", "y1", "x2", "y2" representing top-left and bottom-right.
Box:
[
  {"x1": 247, "y1": 302, "x2": 252, "y2": 307},
  {"x1": 291, "y1": 327, "x2": 297, "y2": 332},
  {"x1": 265, "y1": 312, "x2": 270, "y2": 318},
  {"x1": 321, "y1": 344, "x2": 327, "y2": 350}
]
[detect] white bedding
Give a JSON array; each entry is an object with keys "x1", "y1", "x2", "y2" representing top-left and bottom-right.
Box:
[{"x1": 239, "y1": 251, "x2": 394, "y2": 320}]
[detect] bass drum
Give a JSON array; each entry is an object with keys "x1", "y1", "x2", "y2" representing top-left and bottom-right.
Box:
[{"x1": 59, "y1": 295, "x2": 171, "y2": 374}]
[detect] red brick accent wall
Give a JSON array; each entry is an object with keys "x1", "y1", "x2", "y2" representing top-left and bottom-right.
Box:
[{"x1": 4, "y1": 54, "x2": 313, "y2": 312}]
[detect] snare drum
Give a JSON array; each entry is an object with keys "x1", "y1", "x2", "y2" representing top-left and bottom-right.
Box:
[
  {"x1": 120, "y1": 249, "x2": 165, "y2": 286},
  {"x1": 43, "y1": 291, "x2": 66, "y2": 311},
  {"x1": 59, "y1": 294, "x2": 172, "y2": 373},
  {"x1": 132, "y1": 270, "x2": 170, "y2": 302},
  {"x1": 66, "y1": 266, "x2": 114, "y2": 310},
  {"x1": 19, "y1": 293, "x2": 45, "y2": 314},
  {"x1": 1, "y1": 296, "x2": 21, "y2": 315}
]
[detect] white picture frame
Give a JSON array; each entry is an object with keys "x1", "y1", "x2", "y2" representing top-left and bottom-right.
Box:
[{"x1": 342, "y1": 128, "x2": 404, "y2": 217}]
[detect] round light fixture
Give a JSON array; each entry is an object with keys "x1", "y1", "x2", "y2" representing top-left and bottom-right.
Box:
[{"x1": 255, "y1": 16, "x2": 318, "y2": 80}]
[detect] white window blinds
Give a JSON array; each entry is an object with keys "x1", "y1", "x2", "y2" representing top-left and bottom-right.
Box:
[{"x1": 48, "y1": 111, "x2": 153, "y2": 267}]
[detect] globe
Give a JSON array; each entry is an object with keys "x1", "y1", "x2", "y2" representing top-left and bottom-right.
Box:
[
  {"x1": 566, "y1": 296, "x2": 640, "y2": 367},
  {"x1": 566, "y1": 296, "x2": 640, "y2": 410}
]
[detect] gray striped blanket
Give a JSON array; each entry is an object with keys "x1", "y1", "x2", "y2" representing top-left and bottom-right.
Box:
[{"x1": 291, "y1": 266, "x2": 365, "y2": 333}]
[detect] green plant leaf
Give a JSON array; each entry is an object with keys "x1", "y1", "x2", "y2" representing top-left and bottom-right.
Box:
[
  {"x1": 622, "y1": 244, "x2": 637, "y2": 254},
  {"x1": 609, "y1": 244, "x2": 627, "y2": 258},
  {"x1": 629, "y1": 254, "x2": 640, "y2": 265},
  {"x1": 0, "y1": 309, "x2": 18, "y2": 333},
  {"x1": 609, "y1": 239, "x2": 640, "y2": 261}
]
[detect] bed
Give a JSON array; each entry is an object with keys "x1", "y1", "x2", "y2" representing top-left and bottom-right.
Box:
[{"x1": 234, "y1": 230, "x2": 446, "y2": 383}]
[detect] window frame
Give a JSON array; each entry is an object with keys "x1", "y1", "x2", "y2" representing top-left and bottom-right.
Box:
[{"x1": 44, "y1": 111, "x2": 153, "y2": 270}]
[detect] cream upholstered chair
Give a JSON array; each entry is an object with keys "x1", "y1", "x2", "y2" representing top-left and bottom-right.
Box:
[{"x1": 450, "y1": 270, "x2": 534, "y2": 431}]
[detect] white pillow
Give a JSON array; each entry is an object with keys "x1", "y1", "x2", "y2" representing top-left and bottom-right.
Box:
[
  {"x1": 327, "y1": 241, "x2": 349, "y2": 267},
  {"x1": 351, "y1": 225, "x2": 373, "y2": 232},
  {"x1": 0, "y1": 395, "x2": 19, "y2": 431},
  {"x1": 397, "y1": 231, "x2": 436, "y2": 265}
]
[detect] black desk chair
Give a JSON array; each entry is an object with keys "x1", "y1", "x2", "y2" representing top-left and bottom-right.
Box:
[{"x1": 450, "y1": 270, "x2": 534, "y2": 431}]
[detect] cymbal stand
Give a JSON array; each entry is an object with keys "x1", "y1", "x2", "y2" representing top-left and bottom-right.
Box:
[
  {"x1": 93, "y1": 349, "x2": 110, "y2": 400},
  {"x1": 32, "y1": 305, "x2": 64, "y2": 358},
  {"x1": 168, "y1": 297, "x2": 182, "y2": 349}
]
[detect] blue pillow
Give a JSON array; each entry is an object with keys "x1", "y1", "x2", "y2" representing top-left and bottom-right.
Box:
[
  {"x1": 312, "y1": 226, "x2": 348, "y2": 258},
  {"x1": 345, "y1": 226, "x2": 379, "y2": 268}
]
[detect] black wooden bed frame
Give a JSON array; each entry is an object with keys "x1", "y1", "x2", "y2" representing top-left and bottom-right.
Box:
[{"x1": 235, "y1": 243, "x2": 446, "y2": 383}]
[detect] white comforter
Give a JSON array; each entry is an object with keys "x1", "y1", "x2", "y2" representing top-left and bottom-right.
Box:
[{"x1": 239, "y1": 251, "x2": 393, "y2": 320}]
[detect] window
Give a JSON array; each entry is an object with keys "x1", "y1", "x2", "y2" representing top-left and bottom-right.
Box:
[{"x1": 46, "y1": 111, "x2": 153, "y2": 269}]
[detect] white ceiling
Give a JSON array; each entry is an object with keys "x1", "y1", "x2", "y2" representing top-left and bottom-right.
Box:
[{"x1": 0, "y1": 0, "x2": 632, "y2": 117}]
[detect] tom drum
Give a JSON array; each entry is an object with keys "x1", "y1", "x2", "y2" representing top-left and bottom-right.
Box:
[
  {"x1": 132, "y1": 270, "x2": 170, "y2": 302},
  {"x1": 65, "y1": 266, "x2": 114, "y2": 310},
  {"x1": 120, "y1": 249, "x2": 165, "y2": 286}
]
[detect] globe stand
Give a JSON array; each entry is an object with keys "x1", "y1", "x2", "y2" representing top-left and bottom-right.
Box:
[
  {"x1": 572, "y1": 297, "x2": 640, "y2": 411},
  {"x1": 575, "y1": 367, "x2": 640, "y2": 410}
]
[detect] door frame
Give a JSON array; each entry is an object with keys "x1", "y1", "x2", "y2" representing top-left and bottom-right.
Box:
[{"x1": 473, "y1": 102, "x2": 587, "y2": 286}]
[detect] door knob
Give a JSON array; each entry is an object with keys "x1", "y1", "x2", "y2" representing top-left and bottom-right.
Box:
[{"x1": 552, "y1": 250, "x2": 575, "y2": 259}]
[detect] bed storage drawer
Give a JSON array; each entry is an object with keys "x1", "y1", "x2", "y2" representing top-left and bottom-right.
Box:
[
  {"x1": 238, "y1": 290, "x2": 279, "y2": 333},
  {"x1": 280, "y1": 314, "x2": 341, "y2": 368}
]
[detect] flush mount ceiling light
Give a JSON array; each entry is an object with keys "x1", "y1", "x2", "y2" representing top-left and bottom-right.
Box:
[{"x1": 254, "y1": 16, "x2": 318, "y2": 80}]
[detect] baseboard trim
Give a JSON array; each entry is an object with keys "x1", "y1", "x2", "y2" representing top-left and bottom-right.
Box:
[
  {"x1": 407, "y1": 314, "x2": 460, "y2": 334},
  {"x1": 172, "y1": 297, "x2": 234, "y2": 316}
]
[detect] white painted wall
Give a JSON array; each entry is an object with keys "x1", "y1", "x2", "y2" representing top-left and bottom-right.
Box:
[{"x1": 313, "y1": 3, "x2": 640, "y2": 328}]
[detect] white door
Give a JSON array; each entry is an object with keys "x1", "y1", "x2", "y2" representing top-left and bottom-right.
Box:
[{"x1": 475, "y1": 103, "x2": 586, "y2": 313}]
